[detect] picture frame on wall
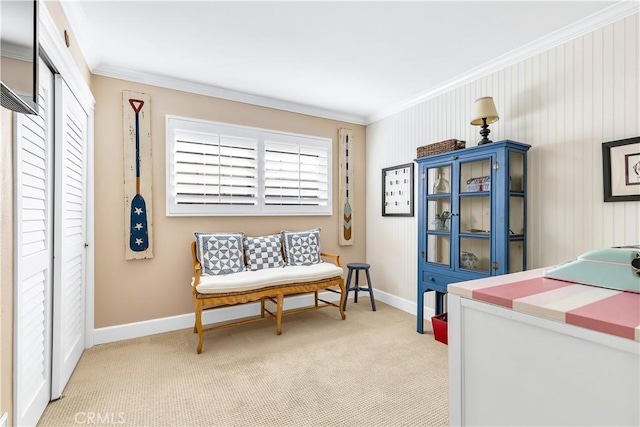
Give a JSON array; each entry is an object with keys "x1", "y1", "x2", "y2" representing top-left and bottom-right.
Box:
[
  {"x1": 382, "y1": 163, "x2": 414, "y2": 216},
  {"x1": 602, "y1": 137, "x2": 640, "y2": 202}
]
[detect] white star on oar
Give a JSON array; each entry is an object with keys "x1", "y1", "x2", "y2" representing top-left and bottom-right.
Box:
[
  {"x1": 134, "y1": 223, "x2": 143, "y2": 230},
  {"x1": 135, "y1": 238, "x2": 144, "y2": 246},
  {"x1": 134, "y1": 207, "x2": 143, "y2": 215}
]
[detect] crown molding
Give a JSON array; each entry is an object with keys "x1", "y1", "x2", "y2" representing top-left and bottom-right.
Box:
[
  {"x1": 365, "y1": 0, "x2": 639, "y2": 125},
  {"x1": 92, "y1": 64, "x2": 367, "y2": 125}
]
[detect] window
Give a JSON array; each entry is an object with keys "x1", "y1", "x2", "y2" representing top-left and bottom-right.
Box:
[{"x1": 166, "y1": 116, "x2": 332, "y2": 216}]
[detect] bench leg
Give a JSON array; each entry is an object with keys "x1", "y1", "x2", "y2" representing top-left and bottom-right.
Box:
[
  {"x1": 276, "y1": 293, "x2": 284, "y2": 335},
  {"x1": 195, "y1": 301, "x2": 204, "y2": 354},
  {"x1": 314, "y1": 290, "x2": 319, "y2": 307},
  {"x1": 260, "y1": 297, "x2": 266, "y2": 318}
]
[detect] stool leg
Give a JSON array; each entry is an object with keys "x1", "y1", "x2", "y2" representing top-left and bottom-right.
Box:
[
  {"x1": 364, "y1": 268, "x2": 376, "y2": 311},
  {"x1": 354, "y1": 270, "x2": 360, "y2": 303},
  {"x1": 343, "y1": 268, "x2": 353, "y2": 311}
]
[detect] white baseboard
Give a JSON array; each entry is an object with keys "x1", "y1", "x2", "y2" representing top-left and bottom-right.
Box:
[
  {"x1": 93, "y1": 288, "x2": 436, "y2": 346},
  {"x1": 371, "y1": 288, "x2": 434, "y2": 318},
  {"x1": 94, "y1": 290, "x2": 342, "y2": 345}
]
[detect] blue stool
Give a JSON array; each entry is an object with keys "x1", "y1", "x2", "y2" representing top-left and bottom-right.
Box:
[{"x1": 343, "y1": 263, "x2": 376, "y2": 311}]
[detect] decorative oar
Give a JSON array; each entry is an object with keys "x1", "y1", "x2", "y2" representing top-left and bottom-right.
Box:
[
  {"x1": 343, "y1": 133, "x2": 352, "y2": 241},
  {"x1": 128, "y1": 99, "x2": 148, "y2": 252}
]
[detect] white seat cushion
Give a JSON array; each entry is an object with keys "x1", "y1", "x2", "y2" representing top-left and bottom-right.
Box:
[{"x1": 194, "y1": 262, "x2": 344, "y2": 294}]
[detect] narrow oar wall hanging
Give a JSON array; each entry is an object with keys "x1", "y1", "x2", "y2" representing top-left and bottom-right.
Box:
[
  {"x1": 123, "y1": 90, "x2": 153, "y2": 260},
  {"x1": 338, "y1": 128, "x2": 354, "y2": 246}
]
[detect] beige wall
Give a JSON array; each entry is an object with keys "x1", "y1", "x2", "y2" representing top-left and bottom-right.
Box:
[{"x1": 92, "y1": 75, "x2": 366, "y2": 328}]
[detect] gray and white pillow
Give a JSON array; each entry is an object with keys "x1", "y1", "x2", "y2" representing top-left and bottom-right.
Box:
[
  {"x1": 194, "y1": 232, "x2": 246, "y2": 275},
  {"x1": 244, "y1": 234, "x2": 285, "y2": 271},
  {"x1": 281, "y1": 228, "x2": 322, "y2": 266}
]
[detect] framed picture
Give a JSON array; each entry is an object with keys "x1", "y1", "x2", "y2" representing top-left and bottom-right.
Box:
[
  {"x1": 382, "y1": 163, "x2": 414, "y2": 216},
  {"x1": 602, "y1": 137, "x2": 640, "y2": 202}
]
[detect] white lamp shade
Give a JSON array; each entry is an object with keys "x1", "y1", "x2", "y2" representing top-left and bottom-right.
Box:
[{"x1": 470, "y1": 96, "x2": 499, "y2": 125}]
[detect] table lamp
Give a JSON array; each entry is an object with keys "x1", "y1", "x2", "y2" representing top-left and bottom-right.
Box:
[{"x1": 470, "y1": 97, "x2": 499, "y2": 145}]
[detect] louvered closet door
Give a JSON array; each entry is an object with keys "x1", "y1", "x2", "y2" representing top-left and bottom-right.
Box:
[
  {"x1": 51, "y1": 77, "x2": 88, "y2": 398},
  {"x1": 14, "y1": 61, "x2": 54, "y2": 427}
]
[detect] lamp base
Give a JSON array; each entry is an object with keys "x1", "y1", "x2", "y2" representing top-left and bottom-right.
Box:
[{"x1": 477, "y1": 119, "x2": 493, "y2": 145}]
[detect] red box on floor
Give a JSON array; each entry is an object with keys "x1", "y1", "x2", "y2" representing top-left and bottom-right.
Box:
[{"x1": 431, "y1": 313, "x2": 448, "y2": 345}]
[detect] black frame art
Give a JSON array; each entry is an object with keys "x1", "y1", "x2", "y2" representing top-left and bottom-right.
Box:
[
  {"x1": 382, "y1": 163, "x2": 414, "y2": 216},
  {"x1": 602, "y1": 137, "x2": 640, "y2": 202}
]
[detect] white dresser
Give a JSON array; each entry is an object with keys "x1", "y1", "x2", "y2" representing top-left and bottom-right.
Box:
[{"x1": 447, "y1": 268, "x2": 640, "y2": 426}]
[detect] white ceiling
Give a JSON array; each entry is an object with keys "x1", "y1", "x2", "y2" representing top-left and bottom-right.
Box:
[{"x1": 61, "y1": 1, "x2": 632, "y2": 124}]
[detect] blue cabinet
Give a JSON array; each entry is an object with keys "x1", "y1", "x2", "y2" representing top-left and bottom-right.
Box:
[{"x1": 415, "y1": 140, "x2": 531, "y2": 333}]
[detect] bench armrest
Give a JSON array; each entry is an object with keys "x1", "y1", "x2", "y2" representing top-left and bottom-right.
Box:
[
  {"x1": 321, "y1": 252, "x2": 341, "y2": 268},
  {"x1": 191, "y1": 241, "x2": 201, "y2": 286}
]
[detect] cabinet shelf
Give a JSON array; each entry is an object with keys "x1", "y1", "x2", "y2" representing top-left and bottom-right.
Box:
[
  {"x1": 426, "y1": 230, "x2": 451, "y2": 236},
  {"x1": 459, "y1": 232, "x2": 490, "y2": 239},
  {"x1": 416, "y1": 140, "x2": 531, "y2": 333},
  {"x1": 460, "y1": 191, "x2": 490, "y2": 197}
]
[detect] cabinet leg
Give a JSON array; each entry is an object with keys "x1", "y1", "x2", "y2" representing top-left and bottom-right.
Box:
[
  {"x1": 417, "y1": 290, "x2": 424, "y2": 334},
  {"x1": 435, "y1": 292, "x2": 445, "y2": 315}
]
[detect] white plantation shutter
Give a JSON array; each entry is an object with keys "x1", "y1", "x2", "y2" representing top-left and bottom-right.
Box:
[
  {"x1": 173, "y1": 130, "x2": 258, "y2": 206},
  {"x1": 166, "y1": 116, "x2": 332, "y2": 216},
  {"x1": 264, "y1": 139, "x2": 329, "y2": 208}
]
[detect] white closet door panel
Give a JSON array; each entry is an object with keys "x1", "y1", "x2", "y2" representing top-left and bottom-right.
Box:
[
  {"x1": 52, "y1": 76, "x2": 88, "y2": 399},
  {"x1": 14, "y1": 60, "x2": 54, "y2": 427}
]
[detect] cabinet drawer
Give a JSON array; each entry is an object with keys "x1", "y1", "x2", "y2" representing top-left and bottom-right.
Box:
[{"x1": 421, "y1": 271, "x2": 458, "y2": 293}]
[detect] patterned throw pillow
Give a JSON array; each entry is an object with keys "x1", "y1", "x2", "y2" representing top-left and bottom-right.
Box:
[
  {"x1": 194, "y1": 232, "x2": 246, "y2": 276},
  {"x1": 243, "y1": 234, "x2": 285, "y2": 271},
  {"x1": 281, "y1": 228, "x2": 322, "y2": 266}
]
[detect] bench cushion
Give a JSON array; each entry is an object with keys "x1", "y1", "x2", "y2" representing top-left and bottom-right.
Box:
[{"x1": 194, "y1": 262, "x2": 344, "y2": 294}]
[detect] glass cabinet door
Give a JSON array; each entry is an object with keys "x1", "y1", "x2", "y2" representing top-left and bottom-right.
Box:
[
  {"x1": 458, "y1": 158, "x2": 492, "y2": 272},
  {"x1": 426, "y1": 165, "x2": 451, "y2": 266},
  {"x1": 508, "y1": 151, "x2": 526, "y2": 273}
]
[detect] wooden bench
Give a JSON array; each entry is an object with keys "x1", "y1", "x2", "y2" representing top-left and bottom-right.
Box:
[{"x1": 190, "y1": 241, "x2": 346, "y2": 353}]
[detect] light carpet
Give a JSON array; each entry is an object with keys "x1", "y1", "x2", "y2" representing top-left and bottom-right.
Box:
[{"x1": 38, "y1": 301, "x2": 448, "y2": 427}]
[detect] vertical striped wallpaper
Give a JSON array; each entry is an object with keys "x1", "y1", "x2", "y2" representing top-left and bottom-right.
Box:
[{"x1": 366, "y1": 14, "x2": 639, "y2": 305}]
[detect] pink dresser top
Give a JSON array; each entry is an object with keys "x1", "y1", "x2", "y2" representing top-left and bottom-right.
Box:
[{"x1": 448, "y1": 268, "x2": 640, "y2": 342}]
